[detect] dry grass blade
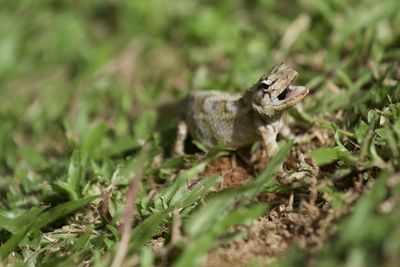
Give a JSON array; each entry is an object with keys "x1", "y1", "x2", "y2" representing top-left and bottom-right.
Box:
[{"x1": 111, "y1": 144, "x2": 149, "y2": 267}]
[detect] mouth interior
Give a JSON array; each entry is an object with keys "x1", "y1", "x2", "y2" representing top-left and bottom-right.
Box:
[
  {"x1": 275, "y1": 84, "x2": 307, "y2": 104},
  {"x1": 277, "y1": 87, "x2": 289, "y2": 100}
]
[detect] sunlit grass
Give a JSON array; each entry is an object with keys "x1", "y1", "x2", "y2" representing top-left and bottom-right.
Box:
[{"x1": 0, "y1": 0, "x2": 399, "y2": 266}]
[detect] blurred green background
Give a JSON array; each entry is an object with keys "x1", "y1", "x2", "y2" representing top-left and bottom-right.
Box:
[{"x1": 0, "y1": 0, "x2": 399, "y2": 266}]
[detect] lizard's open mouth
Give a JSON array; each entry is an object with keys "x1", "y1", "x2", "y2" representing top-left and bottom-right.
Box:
[
  {"x1": 272, "y1": 84, "x2": 309, "y2": 108},
  {"x1": 277, "y1": 84, "x2": 307, "y2": 100}
]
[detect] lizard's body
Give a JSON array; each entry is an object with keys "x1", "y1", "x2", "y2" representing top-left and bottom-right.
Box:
[
  {"x1": 175, "y1": 63, "x2": 309, "y2": 159},
  {"x1": 185, "y1": 90, "x2": 276, "y2": 149}
]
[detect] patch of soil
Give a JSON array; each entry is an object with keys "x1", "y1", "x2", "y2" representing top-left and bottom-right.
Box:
[
  {"x1": 203, "y1": 179, "x2": 366, "y2": 267},
  {"x1": 202, "y1": 156, "x2": 253, "y2": 190},
  {"x1": 198, "y1": 124, "x2": 366, "y2": 267}
]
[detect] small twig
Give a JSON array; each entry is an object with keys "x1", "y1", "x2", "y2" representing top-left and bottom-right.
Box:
[
  {"x1": 111, "y1": 144, "x2": 149, "y2": 267},
  {"x1": 170, "y1": 208, "x2": 182, "y2": 245}
]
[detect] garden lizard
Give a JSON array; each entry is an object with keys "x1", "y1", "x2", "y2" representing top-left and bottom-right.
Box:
[{"x1": 174, "y1": 63, "x2": 309, "y2": 160}]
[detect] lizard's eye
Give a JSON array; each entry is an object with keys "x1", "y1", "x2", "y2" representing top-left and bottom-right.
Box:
[{"x1": 259, "y1": 80, "x2": 274, "y2": 91}]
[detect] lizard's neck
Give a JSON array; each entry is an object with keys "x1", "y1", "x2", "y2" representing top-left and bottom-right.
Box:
[
  {"x1": 238, "y1": 88, "x2": 257, "y2": 114},
  {"x1": 240, "y1": 87, "x2": 281, "y2": 120},
  {"x1": 240, "y1": 88, "x2": 254, "y2": 107}
]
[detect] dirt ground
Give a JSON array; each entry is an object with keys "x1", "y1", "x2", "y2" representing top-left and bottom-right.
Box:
[{"x1": 199, "y1": 124, "x2": 368, "y2": 266}]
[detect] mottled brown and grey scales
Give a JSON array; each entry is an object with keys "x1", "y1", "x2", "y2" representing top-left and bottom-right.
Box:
[{"x1": 176, "y1": 63, "x2": 309, "y2": 160}]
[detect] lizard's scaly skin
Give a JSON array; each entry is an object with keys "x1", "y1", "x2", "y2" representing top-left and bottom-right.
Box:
[{"x1": 185, "y1": 91, "x2": 259, "y2": 148}]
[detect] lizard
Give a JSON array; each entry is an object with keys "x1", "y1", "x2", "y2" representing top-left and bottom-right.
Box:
[{"x1": 174, "y1": 63, "x2": 309, "y2": 160}]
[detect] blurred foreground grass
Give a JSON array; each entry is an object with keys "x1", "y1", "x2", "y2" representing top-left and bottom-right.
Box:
[{"x1": 0, "y1": 0, "x2": 399, "y2": 266}]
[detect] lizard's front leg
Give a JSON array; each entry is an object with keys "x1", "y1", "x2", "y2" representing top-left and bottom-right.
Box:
[
  {"x1": 173, "y1": 120, "x2": 188, "y2": 156},
  {"x1": 255, "y1": 120, "x2": 279, "y2": 161}
]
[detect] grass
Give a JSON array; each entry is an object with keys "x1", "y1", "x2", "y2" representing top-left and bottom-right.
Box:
[{"x1": 0, "y1": 0, "x2": 399, "y2": 266}]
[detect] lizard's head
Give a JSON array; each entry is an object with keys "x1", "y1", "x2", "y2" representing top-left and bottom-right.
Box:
[{"x1": 250, "y1": 63, "x2": 309, "y2": 115}]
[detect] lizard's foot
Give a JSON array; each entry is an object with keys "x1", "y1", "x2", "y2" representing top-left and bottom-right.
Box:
[
  {"x1": 236, "y1": 148, "x2": 252, "y2": 166},
  {"x1": 172, "y1": 120, "x2": 188, "y2": 156}
]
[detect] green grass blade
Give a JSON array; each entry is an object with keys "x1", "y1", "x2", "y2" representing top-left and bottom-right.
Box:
[
  {"x1": 129, "y1": 209, "x2": 171, "y2": 253},
  {"x1": 1, "y1": 207, "x2": 46, "y2": 234},
  {"x1": 35, "y1": 195, "x2": 98, "y2": 229},
  {"x1": 66, "y1": 149, "x2": 82, "y2": 200},
  {"x1": 0, "y1": 218, "x2": 37, "y2": 259}
]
